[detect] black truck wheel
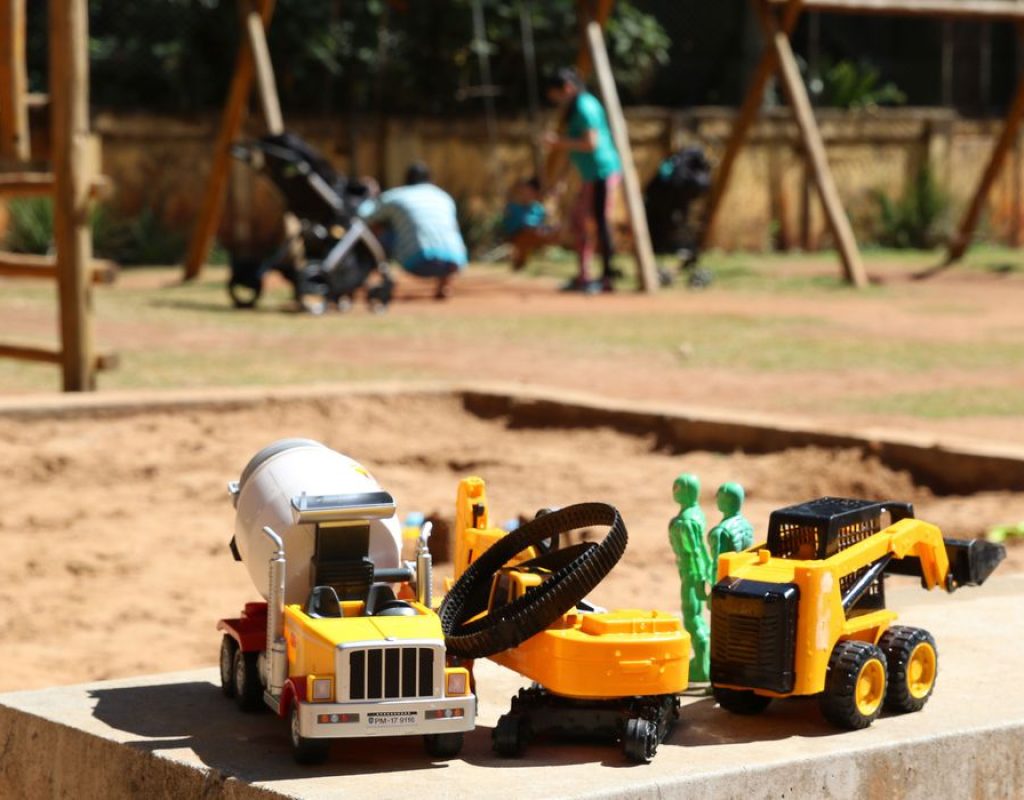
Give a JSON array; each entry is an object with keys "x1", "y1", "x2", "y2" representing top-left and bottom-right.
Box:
[
  {"x1": 290, "y1": 703, "x2": 330, "y2": 765},
  {"x1": 622, "y1": 717, "x2": 658, "y2": 763},
  {"x1": 820, "y1": 641, "x2": 888, "y2": 729},
  {"x1": 424, "y1": 732, "x2": 464, "y2": 759},
  {"x1": 713, "y1": 686, "x2": 773, "y2": 716},
  {"x1": 219, "y1": 635, "x2": 238, "y2": 698},
  {"x1": 439, "y1": 503, "x2": 627, "y2": 659},
  {"x1": 492, "y1": 713, "x2": 530, "y2": 758},
  {"x1": 233, "y1": 648, "x2": 264, "y2": 713},
  {"x1": 878, "y1": 626, "x2": 938, "y2": 713}
]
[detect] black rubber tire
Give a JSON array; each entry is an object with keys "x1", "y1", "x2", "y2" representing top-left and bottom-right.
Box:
[
  {"x1": 219, "y1": 635, "x2": 238, "y2": 698},
  {"x1": 713, "y1": 686, "x2": 773, "y2": 716},
  {"x1": 492, "y1": 714, "x2": 529, "y2": 758},
  {"x1": 622, "y1": 717, "x2": 658, "y2": 763},
  {"x1": 233, "y1": 649, "x2": 264, "y2": 713},
  {"x1": 439, "y1": 503, "x2": 628, "y2": 659},
  {"x1": 820, "y1": 641, "x2": 888, "y2": 730},
  {"x1": 227, "y1": 277, "x2": 263, "y2": 309},
  {"x1": 423, "y1": 732, "x2": 464, "y2": 759},
  {"x1": 878, "y1": 626, "x2": 938, "y2": 713},
  {"x1": 290, "y1": 703, "x2": 330, "y2": 765}
]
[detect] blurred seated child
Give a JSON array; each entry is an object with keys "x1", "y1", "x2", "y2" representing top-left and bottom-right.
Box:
[{"x1": 502, "y1": 177, "x2": 559, "y2": 271}]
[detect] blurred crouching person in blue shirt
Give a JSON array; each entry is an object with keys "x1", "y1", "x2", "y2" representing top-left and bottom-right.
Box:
[{"x1": 358, "y1": 162, "x2": 468, "y2": 299}]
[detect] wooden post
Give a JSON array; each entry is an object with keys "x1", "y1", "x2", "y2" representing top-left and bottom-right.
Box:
[
  {"x1": 585, "y1": 20, "x2": 659, "y2": 292},
  {"x1": 763, "y1": 2, "x2": 869, "y2": 287},
  {"x1": 246, "y1": 3, "x2": 284, "y2": 136},
  {"x1": 575, "y1": 0, "x2": 615, "y2": 77},
  {"x1": 947, "y1": 69, "x2": 1024, "y2": 262},
  {"x1": 49, "y1": 0, "x2": 94, "y2": 390},
  {"x1": 0, "y1": 0, "x2": 29, "y2": 161},
  {"x1": 768, "y1": 0, "x2": 1024, "y2": 20},
  {"x1": 183, "y1": 0, "x2": 276, "y2": 281},
  {"x1": 701, "y1": 0, "x2": 803, "y2": 249}
]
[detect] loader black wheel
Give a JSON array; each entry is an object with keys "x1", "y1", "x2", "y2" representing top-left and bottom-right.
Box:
[
  {"x1": 424, "y1": 732, "x2": 464, "y2": 759},
  {"x1": 290, "y1": 703, "x2": 330, "y2": 765},
  {"x1": 622, "y1": 717, "x2": 658, "y2": 763},
  {"x1": 439, "y1": 503, "x2": 627, "y2": 659},
  {"x1": 713, "y1": 686, "x2": 773, "y2": 716},
  {"x1": 233, "y1": 649, "x2": 263, "y2": 713},
  {"x1": 492, "y1": 713, "x2": 530, "y2": 758},
  {"x1": 219, "y1": 635, "x2": 238, "y2": 698},
  {"x1": 820, "y1": 641, "x2": 887, "y2": 730},
  {"x1": 878, "y1": 626, "x2": 937, "y2": 713}
]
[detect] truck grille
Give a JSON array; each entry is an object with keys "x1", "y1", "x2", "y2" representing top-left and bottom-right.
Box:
[
  {"x1": 347, "y1": 646, "x2": 437, "y2": 701},
  {"x1": 711, "y1": 579, "x2": 799, "y2": 694}
]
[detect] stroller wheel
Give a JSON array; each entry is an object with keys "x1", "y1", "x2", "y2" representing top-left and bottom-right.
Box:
[
  {"x1": 686, "y1": 266, "x2": 713, "y2": 289},
  {"x1": 657, "y1": 266, "x2": 675, "y2": 288},
  {"x1": 367, "y1": 280, "x2": 393, "y2": 312},
  {"x1": 228, "y1": 277, "x2": 263, "y2": 309}
]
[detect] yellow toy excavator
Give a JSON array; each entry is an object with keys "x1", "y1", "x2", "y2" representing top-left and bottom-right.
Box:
[
  {"x1": 440, "y1": 477, "x2": 690, "y2": 762},
  {"x1": 710, "y1": 497, "x2": 1005, "y2": 729}
]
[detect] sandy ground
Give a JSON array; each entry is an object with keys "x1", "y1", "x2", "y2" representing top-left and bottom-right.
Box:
[{"x1": 1, "y1": 393, "x2": 1020, "y2": 693}]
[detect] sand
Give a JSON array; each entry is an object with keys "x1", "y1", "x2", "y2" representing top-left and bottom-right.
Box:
[{"x1": 1, "y1": 393, "x2": 1020, "y2": 692}]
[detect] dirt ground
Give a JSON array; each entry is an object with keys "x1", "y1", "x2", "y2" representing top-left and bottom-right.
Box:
[
  {"x1": 1, "y1": 393, "x2": 1021, "y2": 694},
  {"x1": 3, "y1": 253, "x2": 1024, "y2": 444}
]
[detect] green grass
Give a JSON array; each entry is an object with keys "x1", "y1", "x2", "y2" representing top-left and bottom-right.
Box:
[{"x1": 841, "y1": 387, "x2": 1024, "y2": 419}]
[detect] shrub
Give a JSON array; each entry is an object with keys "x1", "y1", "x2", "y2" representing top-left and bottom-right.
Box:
[
  {"x1": 3, "y1": 198, "x2": 185, "y2": 266},
  {"x1": 871, "y1": 165, "x2": 949, "y2": 249},
  {"x1": 5, "y1": 197, "x2": 53, "y2": 254}
]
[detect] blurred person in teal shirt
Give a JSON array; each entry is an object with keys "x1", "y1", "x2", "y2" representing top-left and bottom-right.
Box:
[
  {"x1": 502, "y1": 176, "x2": 558, "y2": 271},
  {"x1": 543, "y1": 67, "x2": 622, "y2": 294},
  {"x1": 358, "y1": 162, "x2": 467, "y2": 299}
]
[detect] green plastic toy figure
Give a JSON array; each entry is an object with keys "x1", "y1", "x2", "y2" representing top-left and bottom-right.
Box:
[
  {"x1": 707, "y1": 482, "x2": 755, "y2": 581},
  {"x1": 668, "y1": 473, "x2": 713, "y2": 683}
]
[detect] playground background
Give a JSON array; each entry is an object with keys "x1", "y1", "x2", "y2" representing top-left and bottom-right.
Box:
[{"x1": 2, "y1": 1, "x2": 1024, "y2": 705}]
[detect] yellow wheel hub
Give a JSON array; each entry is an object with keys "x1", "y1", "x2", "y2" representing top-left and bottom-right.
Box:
[
  {"x1": 855, "y1": 658, "x2": 886, "y2": 717},
  {"x1": 907, "y1": 642, "x2": 937, "y2": 699}
]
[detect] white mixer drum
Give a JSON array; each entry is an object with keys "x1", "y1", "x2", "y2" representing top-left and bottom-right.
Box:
[{"x1": 232, "y1": 439, "x2": 402, "y2": 604}]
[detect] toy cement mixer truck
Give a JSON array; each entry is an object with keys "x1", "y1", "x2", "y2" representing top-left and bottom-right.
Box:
[{"x1": 217, "y1": 439, "x2": 475, "y2": 764}]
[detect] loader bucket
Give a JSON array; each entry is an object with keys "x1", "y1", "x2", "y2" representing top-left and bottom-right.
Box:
[{"x1": 944, "y1": 538, "x2": 1006, "y2": 589}]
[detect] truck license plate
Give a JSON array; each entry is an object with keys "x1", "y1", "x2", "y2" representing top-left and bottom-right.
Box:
[{"x1": 368, "y1": 711, "x2": 417, "y2": 728}]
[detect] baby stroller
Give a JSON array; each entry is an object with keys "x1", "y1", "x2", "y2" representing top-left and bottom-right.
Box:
[
  {"x1": 227, "y1": 132, "x2": 393, "y2": 312},
  {"x1": 644, "y1": 145, "x2": 713, "y2": 288}
]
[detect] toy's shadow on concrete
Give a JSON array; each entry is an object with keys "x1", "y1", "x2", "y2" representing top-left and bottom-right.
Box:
[
  {"x1": 669, "y1": 695, "x2": 844, "y2": 748},
  {"x1": 88, "y1": 679, "x2": 474, "y2": 782}
]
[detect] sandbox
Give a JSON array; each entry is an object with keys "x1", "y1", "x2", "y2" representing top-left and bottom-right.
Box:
[{"x1": 0, "y1": 382, "x2": 1021, "y2": 693}]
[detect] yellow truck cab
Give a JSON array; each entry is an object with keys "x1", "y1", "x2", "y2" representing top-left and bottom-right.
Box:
[{"x1": 219, "y1": 440, "x2": 474, "y2": 764}]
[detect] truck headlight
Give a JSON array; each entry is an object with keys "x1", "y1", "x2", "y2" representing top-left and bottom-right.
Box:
[
  {"x1": 445, "y1": 669, "x2": 469, "y2": 696},
  {"x1": 308, "y1": 675, "x2": 334, "y2": 702}
]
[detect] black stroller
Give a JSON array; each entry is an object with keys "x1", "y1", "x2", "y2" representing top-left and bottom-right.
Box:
[
  {"x1": 227, "y1": 132, "x2": 393, "y2": 311},
  {"x1": 644, "y1": 145, "x2": 713, "y2": 288}
]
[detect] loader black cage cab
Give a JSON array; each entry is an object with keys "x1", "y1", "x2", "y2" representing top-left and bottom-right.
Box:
[
  {"x1": 765, "y1": 497, "x2": 915, "y2": 614},
  {"x1": 765, "y1": 497, "x2": 915, "y2": 562}
]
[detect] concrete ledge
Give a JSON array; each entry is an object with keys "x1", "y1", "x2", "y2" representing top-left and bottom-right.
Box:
[
  {"x1": 2, "y1": 380, "x2": 1023, "y2": 493},
  {"x1": 2, "y1": 577, "x2": 1022, "y2": 800}
]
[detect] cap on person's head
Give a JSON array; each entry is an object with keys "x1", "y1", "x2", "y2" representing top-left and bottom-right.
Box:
[{"x1": 405, "y1": 161, "x2": 431, "y2": 186}]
